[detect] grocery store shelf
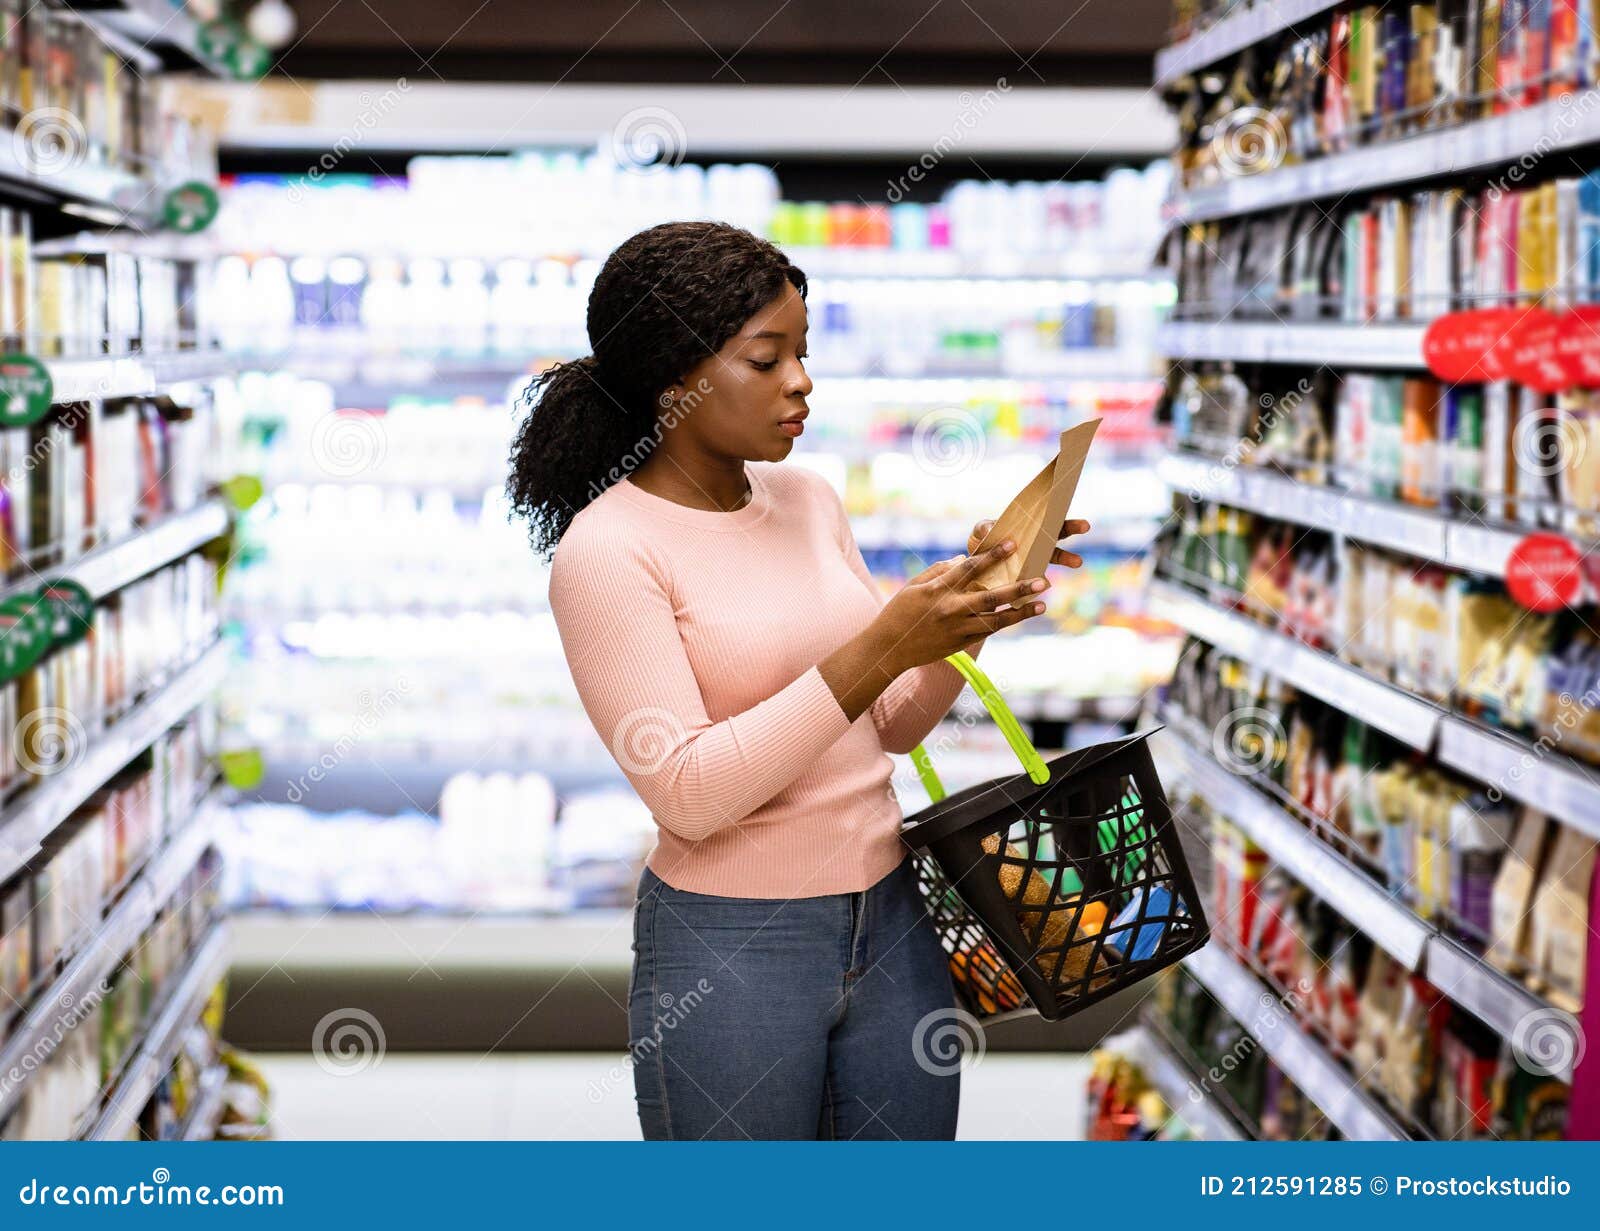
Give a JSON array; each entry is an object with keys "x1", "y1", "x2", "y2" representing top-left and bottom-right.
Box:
[
  {"x1": 1136, "y1": 1023, "x2": 1247, "y2": 1140},
  {"x1": 1161, "y1": 715, "x2": 1571, "y2": 1065},
  {"x1": 792, "y1": 246, "x2": 1167, "y2": 280},
  {"x1": 1170, "y1": 97, "x2": 1600, "y2": 224},
  {"x1": 1154, "y1": 576, "x2": 1600, "y2": 844},
  {"x1": 0, "y1": 127, "x2": 160, "y2": 230},
  {"x1": 63, "y1": 501, "x2": 230, "y2": 601},
  {"x1": 1154, "y1": 0, "x2": 1343, "y2": 88},
  {"x1": 50, "y1": 350, "x2": 236, "y2": 403},
  {"x1": 1157, "y1": 452, "x2": 1533, "y2": 578},
  {"x1": 83, "y1": 923, "x2": 231, "y2": 1140},
  {"x1": 1183, "y1": 944, "x2": 1408, "y2": 1140},
  {"x1": 1158, "y1": 320, "x2": 1428, "y2": 367},
  {"x1": 1423, "y1": 935, "x2": 1573, "y2": 1083},
  {"x1": 72, "y1": 0, "x2": 232, "y2": 76},
  {"x1": 180, "y1": 1065, "x2": 230, "y2": 1141},
  {"x1": 228, "y1": 908, "x2": 635, "y2": 976},
  {"x1": 1147, "y1": 579, "x2": 1441, "y2": 749},
  {"x1": 1158, "y1": 718, "x2": 1431, "y2": 970},
  {"x1": 1436, "y1": 718, "x2": 1600, "y2": 844},
  {"x1": 0, "y1": 813, "x2": 217, "y2": 1127},
  {"x1": 0, "y1": 640, "x2": 230, "y2": 885}
]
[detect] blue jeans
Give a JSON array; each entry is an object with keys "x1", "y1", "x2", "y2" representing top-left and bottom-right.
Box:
[{"x1": 628, "y1": 855, "x2": 961, "y2": 1140}]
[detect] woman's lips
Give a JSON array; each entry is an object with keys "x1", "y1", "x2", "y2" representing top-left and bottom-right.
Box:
[{"x1": 778, "y1": 419, "x2": 805, "y2": 437}]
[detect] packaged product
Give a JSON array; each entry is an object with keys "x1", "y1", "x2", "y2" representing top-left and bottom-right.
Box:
[
  {"x1": 1351, "y1": 949, "x2": 1406, "y2": 1078},
  {"x1": 1527, "y1": 824, "x2": 1596, "y2": 1010},
  {"x1": 1450, "y1": 794, "x2": 1516, "y2": 947},
  {"x1": 1433, "y1": 1016, "x2": 1501, "y2": 1139},
  {"x1": 1487, "y1": 808, "x2": 1552, "y2": 978},
  {"x1": 1456, "y1": 590, "x2": 1520, "y2": 718},
  {"x1": 1381, "y1": 976, "x2": 1448, "y2": 1121},
  {"x1": 1494, "y1": 1062, "x2": 1572, "y2": 1139},
  {"x1": 0, "y1": 877, "x2": 30, "y2": 1023}
]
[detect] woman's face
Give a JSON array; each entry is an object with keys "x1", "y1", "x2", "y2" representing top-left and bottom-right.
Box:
[{"x1": 667, "y1": 283, "x2": 812, "y2": 464}]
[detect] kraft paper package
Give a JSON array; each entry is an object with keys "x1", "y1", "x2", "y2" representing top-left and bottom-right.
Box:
[{"x1": 968, "y1": 419, "x2": 1101, "y2": 592}]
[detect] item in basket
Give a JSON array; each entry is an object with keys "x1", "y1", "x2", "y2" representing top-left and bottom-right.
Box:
[
  {"x1": 948, "y1": 939, "x2": 1025, "y2": 1015},
  {"x1": 979, "y1": 830, "x2": 1113, "y2": 989},
  {"x1": 1105, "y1": 885, "x2": 1173, "y2": 963}
]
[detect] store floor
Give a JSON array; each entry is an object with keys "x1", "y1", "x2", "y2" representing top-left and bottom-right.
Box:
[{"x1": 255, "y1": 1053, "x2": 1091, "y2": 1140}]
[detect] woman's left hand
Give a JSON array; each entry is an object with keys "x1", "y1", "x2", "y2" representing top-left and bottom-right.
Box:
[{"x1": 966, "y1": 518, "x2": 1092, "y2": 569}]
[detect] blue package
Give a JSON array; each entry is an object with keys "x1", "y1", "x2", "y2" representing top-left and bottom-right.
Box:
[{"x1": 1107, "y1": 886, "x2": 1174, "y2": 962}]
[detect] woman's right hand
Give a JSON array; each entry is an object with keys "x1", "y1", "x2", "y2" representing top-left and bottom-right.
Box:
[{"x1": 869, "y1": 540, "x2": 1050, "y2": 675}]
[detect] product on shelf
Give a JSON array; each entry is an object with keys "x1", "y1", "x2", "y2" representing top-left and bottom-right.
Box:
[
  {"x1": 1161, "y1": 501, "x2": 1600, "y2": 771},
  {"x1": 1167, "y1": 634, "x2": 1596, "y2": 1001},
  {"x1": 1170, "y1": 1, "x2": 1600, "y2": 190},
  {"x1": 0, "y1": 847, "x2": 221, "y2": 1141},
  {"x1": 1189, "y1": 797, "x2": 1575, "y2": 1138}
]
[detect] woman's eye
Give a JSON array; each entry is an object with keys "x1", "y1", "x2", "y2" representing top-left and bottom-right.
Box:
[{"x1": 748, "y1": 359, "x2": 778, "y2": 371}]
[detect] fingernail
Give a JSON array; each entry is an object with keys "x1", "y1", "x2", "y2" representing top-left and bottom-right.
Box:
[
  {"x1": 1033, "y1": 603, "x2": 1046, "y2": 614},
  {"x1": 1030, "y1": 580, "x2": 1047, "y2": 592},
  {"x1": 1001, "y1": 540, "x2": 1015, "y2": 552}
]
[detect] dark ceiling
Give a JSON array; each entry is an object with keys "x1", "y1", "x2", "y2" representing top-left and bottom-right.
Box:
[{"x1": 272, "y1": 0, "x2": 1170, "y2": 88}]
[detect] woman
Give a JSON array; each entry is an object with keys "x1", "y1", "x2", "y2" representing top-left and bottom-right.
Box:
[{"x1": 509, "y1": 220, "x2": 1090, "y2": 1140}]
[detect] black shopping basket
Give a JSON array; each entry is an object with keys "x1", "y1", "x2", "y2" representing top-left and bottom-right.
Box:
[{"x1": 901, "y1": 652, "x2": 1209, "y2": 1023}]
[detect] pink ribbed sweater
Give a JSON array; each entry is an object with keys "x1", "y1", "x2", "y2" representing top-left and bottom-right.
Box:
[{"x1": 547, "y1": 462, "x2": 968, "y2": 898}]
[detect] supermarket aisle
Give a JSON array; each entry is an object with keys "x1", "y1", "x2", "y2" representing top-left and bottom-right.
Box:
[{"x1": 255, "y1": 1054, "x2": 1090, "y2": 1141}]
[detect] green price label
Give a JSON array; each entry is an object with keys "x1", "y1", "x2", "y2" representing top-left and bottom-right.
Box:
[
  {"x1": 221, "y1": 474, "x2": 264, "y2": 512},
  {"x1": 220, "y1": 747, "x2": 266, "y2": 790},
  {"x1": 197, "y1": 19, "x2": 241, "y2": 63},
  {"x1": 162, "y1": 181, "x2": 220, "y2": 234},
  {"x1": 0, "y1": 597, "x2": 45, "y2": 679},
  {"x1": 227, "y1": 38, "x2": 273, "y2": 80},
  {"x1": 0, "y1": 354, "x2": 52, "y2": 426},
  {"x1": 37, "y1": 579, "x2": 94, "y2": 647}
]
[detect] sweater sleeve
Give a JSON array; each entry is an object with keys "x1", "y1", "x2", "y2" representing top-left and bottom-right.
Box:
[
  {"x1": 548, "y1": 518, "x2": 854, "y2": 842},
  {"x1": 814, "y1": 474, "x2": 969, "y2": 755}
]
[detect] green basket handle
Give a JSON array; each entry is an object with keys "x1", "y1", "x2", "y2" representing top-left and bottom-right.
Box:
[{"x1": 910, "y1": 650, "x2": 1050, "y2": 804}]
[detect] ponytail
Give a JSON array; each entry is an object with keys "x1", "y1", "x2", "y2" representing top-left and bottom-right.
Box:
[{"x1": 506, "y1": 355, "x2": 657, "y2": 559}]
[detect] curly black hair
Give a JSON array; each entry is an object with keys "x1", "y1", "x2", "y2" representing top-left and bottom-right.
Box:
[{"x1": 507, "y1": 221, "x2": 807, "y2": 557}]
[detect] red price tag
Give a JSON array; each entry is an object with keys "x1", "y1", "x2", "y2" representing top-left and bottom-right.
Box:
[
  {"x1": 1506, "y1": 532, "x2": 1583, "y2": 611},
  {"x1": 1555, "y1": 307, "x2": 1600, "y2": 388},
  {"x1": 1506, "y1": 307, "x2": 1568, "y2": 394},
  {"x1": 1423, "y1": 308, "x2": 1522, "y2": 383}
]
